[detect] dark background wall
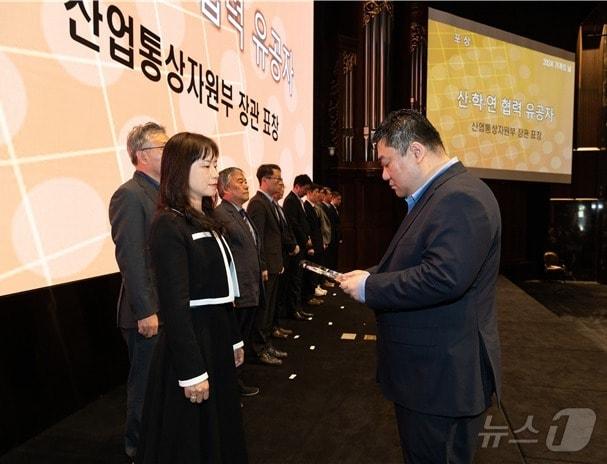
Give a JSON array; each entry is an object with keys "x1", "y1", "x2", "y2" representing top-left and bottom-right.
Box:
[
  {"x1": 313, "y1": 1, "x2": 607, "y2": 281},
  {"x1": 0, "y1": 275, "x2": 127, "y2": 454},
  {"x1": 1, "y1": 0, "x2": 606, "y2": 456}
]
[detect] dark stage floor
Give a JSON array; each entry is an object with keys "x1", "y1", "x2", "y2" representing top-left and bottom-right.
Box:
[{"x1": 2, "y1": 277, "x2": 606, "y2": 463}]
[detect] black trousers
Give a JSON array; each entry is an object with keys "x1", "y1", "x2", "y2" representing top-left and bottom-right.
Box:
[
  {"x1": 257, "y1": 273, "x2": 279, "y2": 347},
  {"x1": 302, "y1": 249, "x2": 324, "y2": 300},
  {"x1": 277, "y1": 253, "x2": 304, "y2": 320},
  {"x1": 121, "y1": 328, "x2": 159, "y2": 458},
  {"x1": 275, "y1": 270, "x2": 287, "y2": 323},
  {"x1": 394, "y1": 404, "x2": 488, "y2": 464},
  {"x1": 234, "y1": 305, "x2": 259, "y2": 358}
]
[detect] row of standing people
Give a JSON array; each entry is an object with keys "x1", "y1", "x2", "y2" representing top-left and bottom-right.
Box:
[
  {"x1": 109, "y1": 122, "x2": 341, "y2": 463},
  {"x1": 235, "y1": 165, "x2": 343, "y2": 369}
]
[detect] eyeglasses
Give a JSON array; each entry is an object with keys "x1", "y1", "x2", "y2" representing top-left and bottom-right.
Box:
[
  {"x1": 141, "y1": 145, "x2": 165, "y2": 151},
  {"x1": 264, "y1": 176, "x2": 283, "y2": 182}
]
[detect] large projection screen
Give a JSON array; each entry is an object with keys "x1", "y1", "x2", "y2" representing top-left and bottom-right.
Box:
[
  {"x1": 0, "y1": 1, "x2": 313, "y2": 297},
  {"x1": 427, "y1": 8, "x2": 575, "y2": 183}
]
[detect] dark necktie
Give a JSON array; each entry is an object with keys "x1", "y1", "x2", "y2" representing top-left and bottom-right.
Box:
[
  {"x1": 239, "y1": 209, "x2": 257, "y2": 244},
  {"x1": 272, "y1": 202, "x2": 284, "y2": 230}
]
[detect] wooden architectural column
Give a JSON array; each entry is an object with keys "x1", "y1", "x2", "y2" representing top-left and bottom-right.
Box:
[
  {"x1": 362, "y1": 1, "x2": 392, "y2": 162},
  {"x1": 408, "y1": 3, "x2": 426, "y2": 112},
  {"x1": 341, "y1": 50, "x2": 357, "y2": 163}
]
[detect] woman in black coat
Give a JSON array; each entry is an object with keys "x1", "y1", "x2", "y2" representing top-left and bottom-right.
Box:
[{"x1": 137, "y1": 132, "x2": 248, "y2": 463}]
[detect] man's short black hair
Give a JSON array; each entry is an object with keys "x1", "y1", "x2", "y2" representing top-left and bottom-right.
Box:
[
  {"x1": 293, "y1": 174, "x2": 312, "y2": 187},
  {"x1": 372, "y1": 109, "x2": 445, "y2": 155},
  {"x1": 308, "y1": 183, "x2": 321, "y2": 192}
]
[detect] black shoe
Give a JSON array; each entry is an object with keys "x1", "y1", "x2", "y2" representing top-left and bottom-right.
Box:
[
  {"x1": 277, "y1": 326, "x2": 293, "y2": 335},
  {"x1": 295, "y1": 310, "x2": 313, "y2": 320},
  {"x1": 299, "y1": 309, "x2": 314, "y2": 318},
  {"x1": 238, "y1": 378, "x2": 260, "y2": 396},
  {"x1": 240, "y1": 384, "x2": 260, "y2": 397},
  {"x1": 272, "y1": 328, "x2": 289, "y2": 339},
  {"x1": 258, "y1": 351, "x2": 282, "y2": 365},
  {"x1": 267, "y1": 346, "x2": 288, "y2": 358}
]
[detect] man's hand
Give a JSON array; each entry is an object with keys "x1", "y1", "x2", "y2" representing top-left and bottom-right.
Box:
[
  {"x1": 137, "y1": 313, "x2": 159, "y2": 338},
  {"x1": 307, "y1": 248, "x2": 315, "y2": 256},
  {"x1": 234, "y1": 347, "x2": 244, "y2": 367},
  {"x1": 289, "y1": 244, "x2": 300, "y2": 256},
  {"x1": 262, "y1": 270, "x2": 269, "y2": 282},
  {"x1": 337, "y1": 270, "x2": 370, "y2": 303},
  {"x1": 184, "y1": 380, "x2": 209, "y2": 404}
]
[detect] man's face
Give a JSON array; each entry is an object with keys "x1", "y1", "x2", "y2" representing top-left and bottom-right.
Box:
[
  {"x1": 295, "y1": 184, "x2": 309, "y2": 198},
  {"x1": 226, "y1": 170, "x2": 249, "y2": 206},
  {"x1": 263, "y1": 168, "x2": 282, "y2": 195},
  {"x1": 141, "y1": 131, "x2": 168, "y2": 181},
  {"x1": 378, "y1": 139, "x2": 419, "y2": 198},
  {"x1": 273, "y1": 180, "x2": 285, "y2": 200},
  {"x1": 308, "y1": 188, "x2": 320, "y2": 203}
]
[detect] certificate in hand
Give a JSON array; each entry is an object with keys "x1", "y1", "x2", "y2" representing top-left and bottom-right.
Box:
[{"x1": 299, "y1": 260, "x2": 342, "y2": 281}]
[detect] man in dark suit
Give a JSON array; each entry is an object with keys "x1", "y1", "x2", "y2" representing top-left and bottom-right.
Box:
[
  {"x1": 109, "y1": 122, "x2": 168, "y2": 461},
  {"x1": 246, "y1": 164, "x2": 288, "y2": 364},
  {"x1": 214, "y1": 167, "x2": 263, "y2": 393},
  {"x1": 340, "y1": 109, "x2": 501, "y2": 464},
  {"x1": 283, "y1": 174, "x2": 315, "y2": 318},
  {"x1": 272, "y1": 179, "x2": 301, "y2": 332},
  {"x1": 320, "y1": 187, "x2": 339, "y2": 277},
  {"x1": 303, "y1": 184, "x2": 326, "y2": 305},
  {"x1": 325, "y1": 190, "x2": 342, "y2": 271}
]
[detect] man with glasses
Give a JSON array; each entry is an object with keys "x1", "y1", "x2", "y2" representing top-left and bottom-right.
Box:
[
  {"x1": 246, "y1": 164, "x2": 288, "y2": 365},
  {"x1": 109, "y1": 122, "x2": 168, "y2": 462}
]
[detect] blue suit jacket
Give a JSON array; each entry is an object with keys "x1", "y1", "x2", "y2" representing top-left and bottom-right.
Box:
[{"x1": 365, "y1": 162, "x2": 502, "y2": 417}]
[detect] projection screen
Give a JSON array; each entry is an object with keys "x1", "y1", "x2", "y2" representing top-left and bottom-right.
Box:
[
  {"x1": 0, "y1": 1, "x2": 313, "y2": 297},
  {"x1": 427, "y1": 8, "x2": 575, "y2": 184}
]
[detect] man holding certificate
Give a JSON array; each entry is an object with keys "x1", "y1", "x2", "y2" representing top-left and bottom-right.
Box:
[{"x1": 339, "y1": 110, "x2": 502, "y2": 464}]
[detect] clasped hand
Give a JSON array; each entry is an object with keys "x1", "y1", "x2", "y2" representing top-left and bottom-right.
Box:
[
  {"x1": 137, "y1": 313, "x2": 159, "y2": 338},
  {"x1": 184, "y1": 380, "x2": 209, "y2": 404},
  {"x1": 337, "y1": 270, "x2": 370, "y2": 303}
]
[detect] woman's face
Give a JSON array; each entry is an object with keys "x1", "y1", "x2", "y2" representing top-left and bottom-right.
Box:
[{"x1": 189, "y1": 154, "x2": 218, "y2": 200}]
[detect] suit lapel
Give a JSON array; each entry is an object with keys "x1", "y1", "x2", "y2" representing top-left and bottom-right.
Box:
[
  {"x1": 259, "y1": 192, "x2": 281, "y2": 229},
  {"x1": 377, "y1": 162, "x2": 466, "y2": 270},
  {"x1": 224, "y1": 201, "x2": 258, "y2": 248}
]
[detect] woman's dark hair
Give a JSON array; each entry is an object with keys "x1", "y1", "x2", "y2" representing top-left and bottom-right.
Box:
[{"x1": 158, "y1": 132, "x2": 222, "y2": 232}]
